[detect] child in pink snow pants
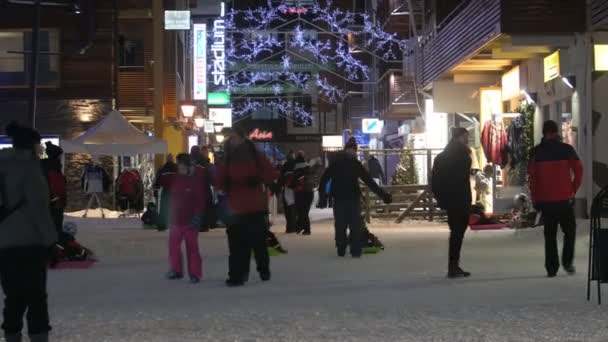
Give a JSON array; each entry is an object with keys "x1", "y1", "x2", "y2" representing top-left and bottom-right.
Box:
[{"x1": 159, "y1": 153, "x2": 207, "y2": 283}]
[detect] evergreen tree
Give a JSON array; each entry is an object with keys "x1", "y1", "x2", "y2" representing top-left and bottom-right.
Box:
[{"x1": 392, "y1": 149, "x2": 419, "y2": 185}]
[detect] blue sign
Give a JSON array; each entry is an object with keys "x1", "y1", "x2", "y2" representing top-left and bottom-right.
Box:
[{"x1": 343, "y1": 129, "x2": 370, "y2": 146}]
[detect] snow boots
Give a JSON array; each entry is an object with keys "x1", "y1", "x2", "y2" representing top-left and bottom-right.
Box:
[
  {"x1": 448, "y1": 261, "x2": 471, "y2": 279},
  {"x1": 4, "y1": 333, "x2": 21, "y2": 342}
]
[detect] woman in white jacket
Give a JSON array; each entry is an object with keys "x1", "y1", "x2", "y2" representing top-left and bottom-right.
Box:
[{"x1": 0, "y1": 122, "x2": 57, "y2": 342}]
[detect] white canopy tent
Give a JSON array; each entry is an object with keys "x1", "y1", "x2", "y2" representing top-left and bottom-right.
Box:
[
  {"x1": 60, "y1": 110, "x2": 167, "y2": 217},
  {"x1": 60, "y1": 110, "x2": 167, "y2": 156}
]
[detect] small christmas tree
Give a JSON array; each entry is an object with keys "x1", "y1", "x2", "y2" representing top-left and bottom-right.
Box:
[{"x1": 392, "y1": 149, "x2": 419, "y2": 185}]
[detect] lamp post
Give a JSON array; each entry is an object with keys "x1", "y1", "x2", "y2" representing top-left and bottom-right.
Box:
[
  {"x1": 180, "y1": 102, "x2": 197, "y2": 119},
  {"x1": 194, "y1": 116, "x2": 205, "y2": 129}
]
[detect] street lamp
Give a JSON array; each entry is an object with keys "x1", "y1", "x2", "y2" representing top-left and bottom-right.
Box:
[
  {"x1": 194, "y1": 116, "x2": 205, "y2": 129},
  {"x1": 180, "y1": 102, "x2": 196, "y2": 119}
]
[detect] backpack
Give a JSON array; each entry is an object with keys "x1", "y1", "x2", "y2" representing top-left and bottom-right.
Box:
[
  {"x1": 141, "y1": 202, "x2": 158, "y2": 226},
  {"x1": 0, "y1": 171, "x2": 26, "y2": 224},
  {"x1": 431, "y1": 151, "x2": 448, "y2": 208}
]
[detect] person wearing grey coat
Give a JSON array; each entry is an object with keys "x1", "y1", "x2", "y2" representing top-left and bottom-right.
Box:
[{"x1": 0, "y1": 122, "x2": 57, "y2": 342}]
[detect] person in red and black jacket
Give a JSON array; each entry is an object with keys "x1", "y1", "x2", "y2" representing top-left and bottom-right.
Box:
[
  {"x1": 528, "y1": 120, "x2": 583, "y2": 278},
  {"x1": 159, "y1": 154, "x2": 206, "y2": 284},
  {"x1": 215, "y1": 128, "x2": 279, "y2": 287}
]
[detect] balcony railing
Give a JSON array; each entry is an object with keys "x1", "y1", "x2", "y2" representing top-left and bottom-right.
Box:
[
  {"x1": 592, "y1": 0, "x2": 608, "y2": 29},
  {"x1": 416, "y1": 0, "x2": 586, "y2": 88}
]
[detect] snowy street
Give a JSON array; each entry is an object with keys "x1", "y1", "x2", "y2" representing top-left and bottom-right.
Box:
[{"x1": 38, "y1": 211, "x2": 607, "y2": 342}]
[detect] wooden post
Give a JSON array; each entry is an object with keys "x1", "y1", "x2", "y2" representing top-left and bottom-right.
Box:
[
  {"x1": 152, "y1": 0, "x2": 164, "y2": 168},
  {"x1": 427, "y1": 149, "x2": 434, "y2": 221}
]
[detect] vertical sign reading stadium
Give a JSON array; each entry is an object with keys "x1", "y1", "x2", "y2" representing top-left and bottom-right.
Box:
[
  {"x1": 193, "y1": 24, "x2": 207, "y2": 100},
  {"x1": 211, "y1": 3, "x2": 226, "y2": 88}
]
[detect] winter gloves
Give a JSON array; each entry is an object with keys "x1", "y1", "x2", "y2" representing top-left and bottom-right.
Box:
[{"x1": 380, "y1": 192, "x2": 393, "y2": 205}]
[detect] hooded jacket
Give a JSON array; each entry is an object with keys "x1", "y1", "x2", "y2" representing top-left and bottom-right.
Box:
[
  {"x1": 318, "y1": 150, "x2": 386, "y2": 201},
  {"x1": 528, "y1": 137, "x2": 583, "y2": 210},
  {"x1": 367, "y1": 156, "x2": 386, "y2": 183},
  {"x1": 215, "y1": 141, "x2": 279, "y2": 215},
  {"x1": 0, "y1": 149, "x2": 57, "y2": 249},
  {"x1": 431, "y1": 140, "x2": 472, "y2": 210}
]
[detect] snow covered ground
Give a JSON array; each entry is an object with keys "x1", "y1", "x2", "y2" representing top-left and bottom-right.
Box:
[{"x1": 33, "y1": 211, "x2": 608, "y2": 341}]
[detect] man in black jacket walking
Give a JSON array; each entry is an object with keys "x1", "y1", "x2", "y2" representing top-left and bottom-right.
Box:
[
  {"x1": 318, "y1": 139, "x2": 392, "y2": 258},
  {"x1": 367, "y1": 155, "x2": 386, "y2": 185},
  {"x1": 432, "y1": 128, "x2": 472, "y2": 278}
]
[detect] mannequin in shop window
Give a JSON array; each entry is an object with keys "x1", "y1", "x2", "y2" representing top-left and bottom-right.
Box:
[
  {"x1": 81, "y1": 157, "x2": 111, "y2": 218},
  {"x1": 481, "y1": 113, "x2": 508, "y2": 168}
]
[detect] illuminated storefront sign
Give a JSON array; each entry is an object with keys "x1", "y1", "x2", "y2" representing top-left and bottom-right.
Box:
[
  {"x1": 544, "y1": 51, "x2": 561, "y2": 83},
  {"x1": 208, "y1": 108, "x2": 232, "y2": 130},
  {"x1": 398, "y1": 124, "x2": 409, "y2": 137},
  {"x1": 211, "y1": 3, "x2": 226, "y2": 87},
  {"x1": 207, "y1": 92, "x2": 230, "y2": 105},
  {"x1": 203, "y1": 120, "x2": 215, "y2": 133},
  {"x1": 193, "y1": 24, "x2": 207, "y2": 100},
  {"x1": 249, "y1": 129, "x2": 273, "y2": 140},
  {"x1": 501, "y1": 66, "x2": 520, "y2": 101},
  {"x1": 322, "y1": 135, "x2": 343, "y2": 148},
  {"x1": 361, "y1": 118, "x2": 384, "y2": 134},
  {"x1": 164, "y1": 11, "x2": 190, "y2": 30},
  {"x1": 594, "y1": 44, "x2": 608, "y2": 71}
]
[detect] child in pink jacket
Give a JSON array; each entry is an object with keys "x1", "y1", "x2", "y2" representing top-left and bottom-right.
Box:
[{"x1": 160, "y1": 153, "x2": 206, "y2": 283}]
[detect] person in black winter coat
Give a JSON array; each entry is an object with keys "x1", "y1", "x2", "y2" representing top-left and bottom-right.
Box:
[
  {"x1": 318, "y1": 138, "x2": 392, "y2": 258},
  {"x1": 367, "y1": 155, "x2": 386, "y2": 185},
  {"x1": 154, "y1": 154, "x2": 177, "y2": 231},
  {"x1": 40, "y1": 142, "x2": 67, "y2": 244},
  {"x1": 280, "y1": 151, "x2": 297, "y2": 233},
  {"x1": 292, "y1": 151, "x2": 314, "y2": 235},
  {"x1": 431, "y1": 127, "x2": 472, "y2": 278}
]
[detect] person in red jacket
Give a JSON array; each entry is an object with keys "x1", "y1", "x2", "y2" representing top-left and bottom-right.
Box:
[
  {"x1": 216, "y1": 128, "x2": 279, "y2": 287},
  {"x1": 528, "y1": 120, "x2": 583, "y2": 277},
  {"x1": 161, "y1": 154, "x2": 206, "y2": 284}
]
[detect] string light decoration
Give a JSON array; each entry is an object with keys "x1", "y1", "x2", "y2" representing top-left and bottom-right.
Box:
[{"x1": 213, "y1": 0, "x2": 406, "y2": 122}]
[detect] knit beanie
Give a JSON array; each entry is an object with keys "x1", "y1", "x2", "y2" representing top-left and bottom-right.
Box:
[{"x1": 345, "y1": 137, "x2": 358, "y2": 151}]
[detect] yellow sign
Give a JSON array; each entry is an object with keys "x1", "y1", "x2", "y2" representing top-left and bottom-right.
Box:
[
  {"x1": 501, "y1": 66, "x2": 520, "y2": 101},
  {"x1": 595, "y1": 45, "x2": 608, "y2": 71},
  {"x1": 544, "y1": 51, "x2": 560, "y2": 82}
]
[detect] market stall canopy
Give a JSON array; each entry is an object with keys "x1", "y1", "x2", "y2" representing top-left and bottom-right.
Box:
[{"x1": 60, "y1": 110, "x2": 167, "y2": 156}]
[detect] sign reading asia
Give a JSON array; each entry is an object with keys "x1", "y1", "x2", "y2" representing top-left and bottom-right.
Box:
[
  {"x1": 249, "y1": 129, "x2": 273, "y2": 140},
  {"x1": 237, "y1": 119, "x2": 286, "y2": 142}
]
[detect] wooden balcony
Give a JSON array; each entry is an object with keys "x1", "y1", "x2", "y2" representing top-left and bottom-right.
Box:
[
  {"x1": 418, "y1": 0, "x2": 586, "y2": 88},
  {"x1": 377, "y1": 71, "x2": 419, "y2": 119},
  {"x1": 377, "y1": 0, "x2": 424, "y2": 36},
  {"x1": 592, "y1": 0, "x2": 608, "y2": 29}
]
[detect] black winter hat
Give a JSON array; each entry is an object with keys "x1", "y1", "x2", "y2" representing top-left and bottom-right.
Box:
[
  {"x1": 5, "y1": 121, "x2": 41, "y2": 150},
  {"x1": 345, "y1": 137, "x2": 358, "y2": 151},
  {"x1": 176, "y1": 153, "x2": 191, "y2": 167}
]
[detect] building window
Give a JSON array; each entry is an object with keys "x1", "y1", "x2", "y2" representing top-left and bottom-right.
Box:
[
  {"x1": 0, "y1": 30, "x2": 60, "y2": 88},
  {"x1": 119, "y1": 35, "x2": 144, "y2": 68}
]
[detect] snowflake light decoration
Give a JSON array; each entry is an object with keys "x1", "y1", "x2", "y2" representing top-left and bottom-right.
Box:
[{"x1": 218, "y1": 0, "x2": 406, "y2": 120}]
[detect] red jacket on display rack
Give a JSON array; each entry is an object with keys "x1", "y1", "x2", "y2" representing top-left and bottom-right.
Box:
[
  {"x1": 481, "y1": 119, "x2": 508, "y2": 167},
  {"x1": 216, "y1": 143, "x2": 279, "y2": 216},
  {"x1": 159, "y1": 173, "x2": 207, "y2": 226},
  {"x1": 528, "y1": 136, "x2": 583, "y2": 210}
]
